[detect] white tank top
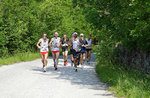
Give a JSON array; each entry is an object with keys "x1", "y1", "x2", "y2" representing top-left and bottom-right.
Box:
[
  {"x1": 40, "y1": 38, "x2": 49, "y2": 52},
  {"x1": 51, "y1": 37, "x2": 60, "y2": 51},
  {"x1": 73, "y1": 37, "x2": 81, "y2": 52},
  {"x1": 86, "y1": 38, "x2": 92, "y2": 49}
]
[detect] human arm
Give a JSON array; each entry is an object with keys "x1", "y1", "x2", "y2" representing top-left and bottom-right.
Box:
[
  {"x1": 49, "y1": 38, "x2": 53, "y2": 48},
  {"x1": 36, "y1": 39, "x2": 42, "y2": 49}
]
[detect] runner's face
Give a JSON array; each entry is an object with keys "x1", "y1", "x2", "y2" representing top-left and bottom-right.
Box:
[
  {"x1": 55, "y1": 33, "x2": 58, "y2": 37},
  {"x1": 80, "y1": 36, "x2": 83, "y2": 40},
  {"x1": 74, "y1": 34, "x2": 77, "y2": 38},
  {"x1": 43, "y1": 34, "x2": 47, "y2": 39},
  {"x1": 63, "y1": 35, "x2": 67, "y2": 39},
  {"x1": 88, "y1": 35, "x2": 91, "y2": 39}
]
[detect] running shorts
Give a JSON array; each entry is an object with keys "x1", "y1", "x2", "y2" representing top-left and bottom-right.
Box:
[
  {"x1": 70, "y1": 48, "x2": 74, "y2": 54},
  {"x1": 72, "y1": 49, "x2": 80, "y2": 60},
  {"x1": 62, "y1": 47, "x2": 68, "y2": 52},
  {"x1": 86, "y1": 49, "x2": 92, "y2": 51},
  {"x1": 40, "y1": 51, "x2": 49, "y2": 55},
  {"x1": 52, "y1": 50, "x2": 59, "y2": 54}
]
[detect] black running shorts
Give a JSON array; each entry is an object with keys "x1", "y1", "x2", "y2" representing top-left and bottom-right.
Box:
[
  {"x1": 72, "y1": 49, "x2": 80, "y2": 60},
  {"x1": 62, "y1": 46, "x2": 68, "y2": 52}
]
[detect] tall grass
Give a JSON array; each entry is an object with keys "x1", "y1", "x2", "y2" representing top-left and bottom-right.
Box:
[
  {"x1": 96, "y1": 60, "x2": 150, "y2": 98},
  {"x1": 0, "y1": 52, "x2": 40, "y2": 65}
]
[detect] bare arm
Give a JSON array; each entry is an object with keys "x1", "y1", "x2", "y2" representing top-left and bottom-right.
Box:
[
  {"x1": 68, "y1": 39, "x2": 72, "y2": 46},
  {"x1": 59, "y1": 38, "x2": 61, "y2": 47},
  {"x1": 79, "y1": 38, "x2": 83, "y2": 47},
  {"x1": 49, "y1": 38, "x2": 53, "y2": 48},
  {"x1": 37, "y1": 39, "x2": 42, "y2": 49}
]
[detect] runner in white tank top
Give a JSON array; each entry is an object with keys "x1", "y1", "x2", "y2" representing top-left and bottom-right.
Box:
[
  {"x1": 86, "y1": 34, "x2": 92, "y2": 63},
  {"x1": 37, "y1": 33, "x2": 49, "y2": 72},
  {"x1": 40, "y1": 38, "x2": 49, "y2": 52},
  {"x1": 70, "y1": 32, "x2": 83, "y2": 72},
  {"x1": 86, "y1": 38, "x2": 92, "y2": 50},
  {"x1": 49, "y1": 32, "x2": 61, "y2": 70}
]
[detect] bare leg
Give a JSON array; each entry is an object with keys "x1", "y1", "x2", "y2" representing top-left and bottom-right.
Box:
[
  {"x1": 41, "y1": 54, "x2": 45, "y2": 67},
  {"x1": 80, "y1": 54, "x2": 83, "y2": 65},
  {"x1": 86, "y1": 51, "x2": 89, "y2": 62},
  {"x1": 74, "y1": 58, "x2": 78, "y2": 72},
  {"x1": 55, "y1": 52, "x2": 60, "y2": 68},
  {"x1": 52, "y1": 53, "x2": 56, "y2": 68},
  {"x1": 86, "y1": 51, "x2": 88, "y2": 61},
  {"x1": 71, "y1": 54, "x2": 74, "y2": 66},
  {"x1": 62, "y1": 52, "x2": 65, "y2": 66},
  {"x1": 74, "y1": 58, "x2": 77, "y2": 68},
  {"x1": 88, "y1": 50, "x2": 91, "y2": 62},
  {"x1": 62, "y1": 52, "x2": 65, "y2": 62},
  {"x1": 83, "y1": 53, "x2": 86, "y2": 64},
  {"x1": 65, "y1": 51, "x2": 68, "y2": 61},
  {"x1": 44, "y1": 53, "x2": 48, "y2": 67}
]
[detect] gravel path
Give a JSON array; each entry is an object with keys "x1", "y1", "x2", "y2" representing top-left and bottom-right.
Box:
[{"x1": 0, "y1": 53, "x2": 114, "y2": 98}]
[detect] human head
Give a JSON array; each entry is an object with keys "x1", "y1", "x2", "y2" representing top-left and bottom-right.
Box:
[
  {"x1": 63, "y1": 34, "x2": 67, "y2": 39},
  {"x1": 73, "y1": 32, "x2": 78, "y2": 38},
  {"x1": 54, "y1": 32, "x2": 58, "y2": 37},
  {"x1": 80, "y1": 33, "x2": 84, "y2": 40},
  {"x1": 43, "y1": 33, "x2": 47, "y2": 39},
  {"x1": 88, "y1": 34, "x2": 91, "y2": 39}
]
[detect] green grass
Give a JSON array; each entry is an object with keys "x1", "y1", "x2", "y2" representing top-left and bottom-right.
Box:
[
  {"x1": 0, "y1": 52, "x2": 40, "y2": 65},
  {"x1": 96, "y1": 60, "x2": 150, "y2": 98}
]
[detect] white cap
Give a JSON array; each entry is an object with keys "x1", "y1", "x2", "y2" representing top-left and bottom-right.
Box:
[
  {"x1": 80, "y1": 33, "x2": 84, "y2": 37},
  {"x1": 73, "y1": 32, "x2": 78, "y2": 35}
]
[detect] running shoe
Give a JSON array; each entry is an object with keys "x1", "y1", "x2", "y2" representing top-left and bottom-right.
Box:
[
  {"x1": 64, "y1": 61, "x2": 67, "y2": 66},
  {"x1": 55, "y1": 68, "x2": 58, "y2": 70},
  {"x1": 43, "y1": 67, "x2": 46, "y2": 72},
  {"x1": 75, "y1": 69, "x2": 78, "y2": 72},
  {"x1": 65, "y1": 61, "x2": 68, "y2": 65}
]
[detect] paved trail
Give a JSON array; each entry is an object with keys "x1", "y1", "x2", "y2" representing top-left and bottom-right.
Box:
[{"x1": 0, "y1": 53, "x2": 114, "y2": 98}]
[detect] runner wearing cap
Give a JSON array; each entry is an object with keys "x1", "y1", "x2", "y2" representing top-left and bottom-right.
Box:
[
  {"x1": 86, "y1": 34, "x2": 92, "y2": 63},
  {"x1": 37, "y1": 33, "x2": 49, "y2": 72},
  {"x1": 70, "y1": 32, "x2": 83, "y2": 72},
  {"x1": 80, "y1": 34, "x2": 88, "y2": 67},
  {"x1": 49, "y1": 32, "x2": 61, "y2": 70},
  {"x1": 61, "y1": 34, "x2": 69, "y2": 66}
]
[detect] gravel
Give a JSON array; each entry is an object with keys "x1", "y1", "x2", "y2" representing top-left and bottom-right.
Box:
[{"x1": 0, "y1": 53, "x2": 114, "y2": 98}]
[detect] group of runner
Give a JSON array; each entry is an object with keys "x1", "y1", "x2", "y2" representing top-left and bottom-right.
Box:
[{"x1": 37, "y1": 32, "x2": 92, "y2": 72}]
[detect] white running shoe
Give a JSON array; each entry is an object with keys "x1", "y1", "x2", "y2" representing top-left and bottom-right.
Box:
[{"x1": 43, "y1": 67, "x2": 46, "y2": 72}]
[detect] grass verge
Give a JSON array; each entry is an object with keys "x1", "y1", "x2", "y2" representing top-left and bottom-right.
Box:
[
  {"x1": 96, "y1": 60, "x2": 150, "y2": 98},
  {"x1": 0, "y1": 52, "x2": 40, "y2": 65}
]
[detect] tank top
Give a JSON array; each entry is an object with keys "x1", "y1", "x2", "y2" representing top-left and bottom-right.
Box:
[
  {"x1": 51, "y1": 37, "x2": 60, "y2": 51},
  {"x1": 73, "y1": 37, "x2": 81, "y2": 52},
  {"x1": 40, "y1": 38, "x2": 49, "y2": 52},
  {"x1": 81, "y1": 39, "x2": 88, "y2": 51},
  {"x1": 62, "y1": 38, "x2": 69, "y2": 48},
  {"x1": 86, "y1": 38, "x2": 92, "y2": 49}
]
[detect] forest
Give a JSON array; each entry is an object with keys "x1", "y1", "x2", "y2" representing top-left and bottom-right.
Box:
[{"x1": 0, "y1": 0, "x2": 149, "y2": 57}]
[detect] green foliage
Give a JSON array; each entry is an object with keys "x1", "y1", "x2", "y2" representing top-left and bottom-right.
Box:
[
  {"x1": 0, "y1": 0, "x2": 93, "y2": 57},
  {"x1": 76, "y1": 0, "x2": 150, "y2": 50},
  {"x1": 96, "y1": 60, "x2": 150, "y2": 98}
]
